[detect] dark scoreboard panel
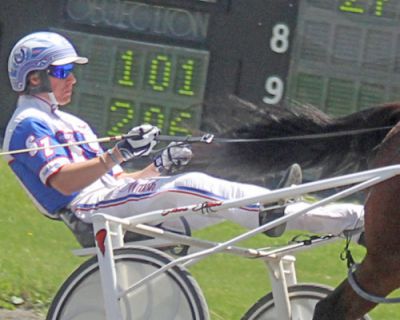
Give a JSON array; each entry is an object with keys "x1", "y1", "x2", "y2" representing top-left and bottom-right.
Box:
[{"x1": 1, "y1": 0, "x2": 399, "y2": 137}]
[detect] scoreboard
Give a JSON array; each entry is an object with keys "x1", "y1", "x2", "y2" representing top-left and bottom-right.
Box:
[
  {"x1": 288, "y1": 0, "x2": 400, "y2": 116},
  {"x1": 57, "y1": 30, "x2": 209, "y2": 137},
  {"x1": 54, "y1": 0, "x2": 296, "y2": 137},
  {"x1": 1, "y1": 0, "x2": 400, "y2": 138}
]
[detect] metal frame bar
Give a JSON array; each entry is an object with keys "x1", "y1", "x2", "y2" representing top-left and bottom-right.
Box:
[{"x1": 85, "y1": 165, "x2": 400, "y2": 320}]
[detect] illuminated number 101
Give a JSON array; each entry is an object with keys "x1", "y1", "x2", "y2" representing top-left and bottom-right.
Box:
[
  {"x1": 147, "y1": 55, "x2": 198, "y2": 96},
  {"x1": 117, "y1": 50, "x2": 199, "y2": 96}
]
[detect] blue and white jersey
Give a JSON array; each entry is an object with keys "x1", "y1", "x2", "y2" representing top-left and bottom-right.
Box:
[{"x1": 2, "y1": 95, "x2": 123, "y2": 218}]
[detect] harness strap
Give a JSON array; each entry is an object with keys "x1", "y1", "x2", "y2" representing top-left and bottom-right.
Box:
[
  {"x1": 340, "y1": 233, "x2": 400, "y2": 304},
  {"x1": 347, "y1": 264, "x2": 400, "y2": 304},
  {"x1": 340, "y1": 236, "x2": 355, "y2": 269}
]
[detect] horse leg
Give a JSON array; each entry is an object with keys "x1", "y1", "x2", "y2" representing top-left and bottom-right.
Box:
[{"x1": 312, "y1": 277, "x2": 372, "y2": 320}]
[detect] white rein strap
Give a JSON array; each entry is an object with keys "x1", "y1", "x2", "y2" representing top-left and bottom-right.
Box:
[{"x1": 347, "y1": 264, "x2": 400, "y2": 304}]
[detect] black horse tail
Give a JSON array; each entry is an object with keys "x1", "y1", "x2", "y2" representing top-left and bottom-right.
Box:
[{"x1": 188, "y1": 96, "x2": 400, "y2": 184}]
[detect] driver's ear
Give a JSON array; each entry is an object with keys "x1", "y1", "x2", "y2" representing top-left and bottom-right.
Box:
[
  {"x1": 27, "y1": 71, "x2": 41, "y2": 86},
  {"x1": 24, "y1": 70, "x2": 52, "y2": 95}
]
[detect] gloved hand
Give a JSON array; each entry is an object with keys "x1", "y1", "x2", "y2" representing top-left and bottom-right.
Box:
[
  {"x1": 154, "y1": 142, "x2": 193, "y2": 174},
  {"x1": 116, "y1": 124, "x2": 160, "y2": 161}
]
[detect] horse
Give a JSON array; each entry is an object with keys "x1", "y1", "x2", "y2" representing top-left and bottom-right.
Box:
[
  {"x1": 312, "y1": 119, "x2": 400, "y2": 319},
  {"x1": 188, "y1": 96, "x2": 400, "y2": 319}
]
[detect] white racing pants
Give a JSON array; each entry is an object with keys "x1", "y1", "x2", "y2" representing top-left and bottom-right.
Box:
[{"x1": 69, "y1": 172, "x2": 364, "y2": 237}]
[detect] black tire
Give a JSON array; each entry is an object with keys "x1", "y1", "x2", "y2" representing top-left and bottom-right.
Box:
[
  {"x1": 241, "y1": 283, "x2": 372, "y2": 320},
  {"x1": 47, "y1": 247, "x2": 209, "y2": 320}
]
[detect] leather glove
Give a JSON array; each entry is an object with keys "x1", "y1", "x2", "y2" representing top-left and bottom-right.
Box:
[
  {"x1": 116, "y1": 124, "x2": 160, "y2": 161},
  {"x1": 154, "y1": 142, "x2": 193, "y2": 174}
]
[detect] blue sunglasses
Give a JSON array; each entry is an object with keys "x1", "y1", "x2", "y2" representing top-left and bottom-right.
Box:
[{"x1": 48, "y1": 63, "x2": 74, "y2": 79}]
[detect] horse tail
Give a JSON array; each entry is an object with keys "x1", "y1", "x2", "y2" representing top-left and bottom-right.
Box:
[{"x1": 189, "y1": 96, "x2": 400, "y2": 181}]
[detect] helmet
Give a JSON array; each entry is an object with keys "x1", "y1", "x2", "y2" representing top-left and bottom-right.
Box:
[{"x1": 8, "y1": 31, "x2": 88, "y2": 92}]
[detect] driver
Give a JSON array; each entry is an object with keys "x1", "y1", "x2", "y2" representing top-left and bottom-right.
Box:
[{"x1": 2, "y1": 31, "x2": 365, "y2": 247}]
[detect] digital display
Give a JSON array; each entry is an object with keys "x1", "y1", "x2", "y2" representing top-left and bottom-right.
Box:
[
  {"x1": 286, "y1": 0, "x2": 400, "y2": 116},
  {"x1": 339, "y1": 0, "x2": 395, "y2": 16},
  {"x1": 55, "y1": 29, "x2": 209, "y2": 137}
]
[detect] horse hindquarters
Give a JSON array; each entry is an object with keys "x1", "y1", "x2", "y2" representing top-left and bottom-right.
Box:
[
  {"x1": 314, "y1": 121, "x2": 400, "y2": 320},
  {"x1": 362, "y1": 122, "x2": 400, "y2": 296}
]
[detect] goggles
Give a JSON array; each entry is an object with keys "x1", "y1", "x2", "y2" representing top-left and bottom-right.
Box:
[{"x1": 47, "y1": 63, "x2": 74, "y2": 79}]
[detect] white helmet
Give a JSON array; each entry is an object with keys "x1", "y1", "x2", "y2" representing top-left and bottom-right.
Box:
[{"x1": 8, "y1": 31, "x2": 88, "y2": 92}]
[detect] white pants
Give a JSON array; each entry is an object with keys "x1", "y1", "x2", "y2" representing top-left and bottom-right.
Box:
[
  {"x1": 69, "y1": 172, "x2": 364, "y2": 236},
  {"x1": 285, "y1": 202, "x2": 364, "y2": 235}
]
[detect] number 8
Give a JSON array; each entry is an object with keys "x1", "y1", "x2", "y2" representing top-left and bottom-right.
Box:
[{"x1": 270, "y1": 23, "x2": 290, "y2": 53}]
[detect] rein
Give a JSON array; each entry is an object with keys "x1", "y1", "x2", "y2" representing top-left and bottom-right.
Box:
[
  {"x1": 154, "y1": 125, "x2": 393, "y2": 152},
  {"x1": 0, "y1": 125, "x2": 393, "y2": 157},
  {"x1": 210, "y1": 126, "x2": 393, "y2": 143}
]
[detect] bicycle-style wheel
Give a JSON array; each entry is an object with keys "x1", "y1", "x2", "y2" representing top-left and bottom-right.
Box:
[
  {"x1": 241, "y1": 283, "x2": 372, "y2": 320},
  {"x1": 47, "y1": 247, "x2": 209, "y2": 320}
]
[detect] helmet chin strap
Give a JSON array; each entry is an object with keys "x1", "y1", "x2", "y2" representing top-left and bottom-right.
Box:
[{"x1": 47, "y1": 92, "x2": 59, "y2": 111}]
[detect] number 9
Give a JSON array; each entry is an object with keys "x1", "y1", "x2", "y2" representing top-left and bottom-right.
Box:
[{"x1": 263, "y1": 76, "x2": 284, "y2": 105}]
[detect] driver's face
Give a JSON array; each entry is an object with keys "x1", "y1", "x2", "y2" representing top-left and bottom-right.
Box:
[{"x1": 48, "y1": 72, "x2": 77, "y2": 106}]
